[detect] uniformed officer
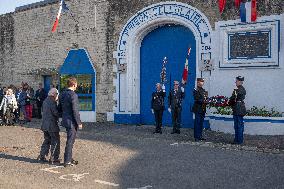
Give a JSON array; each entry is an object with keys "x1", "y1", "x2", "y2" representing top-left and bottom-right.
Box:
[
  {"x1": 192, "y1": 78, "x2": 208, "y2": 141},
  {"x1": 229, "y1": 76, "x2": 246, "y2": 145},
  {"x1": 168, "y1": 81, "x2": 185, "y2": 134},
  {"x1": 151, "y1": 83, "x2": 166, "y2": 134}
]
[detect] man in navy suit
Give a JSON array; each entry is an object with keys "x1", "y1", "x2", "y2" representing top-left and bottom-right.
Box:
[{"x1": 59, "y1": 77, "x2": 83, "y2": 167}]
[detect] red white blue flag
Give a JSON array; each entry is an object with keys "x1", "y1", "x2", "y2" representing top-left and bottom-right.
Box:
[
  {"x1": 52, "y1": 0, "x2": 69, "y2": 32},
  {"x1": 182, "y1": 47, "x2": 191, "y2": 85},
  {"x1": 240, "y1": 0, "x2": 257, "y2": 22}
]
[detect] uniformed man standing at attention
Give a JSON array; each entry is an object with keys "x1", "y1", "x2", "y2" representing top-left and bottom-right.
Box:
[
  {"x1": 151, "y1": 83, "x2": 166, "y2": 134},
  {"x1": 192, "y1": 78, "x2": 208, "y2": 141},
  {"x1": 229, "y1": 76, "x2": 246, "y2": 145},
  {"x1": 168, "y1": 81, "x2": 185, "y2": 134}
]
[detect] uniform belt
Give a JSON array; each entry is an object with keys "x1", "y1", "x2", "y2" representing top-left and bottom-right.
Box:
[{"x1": 237, "y1": 101, "x2": 244, "y2": 103}]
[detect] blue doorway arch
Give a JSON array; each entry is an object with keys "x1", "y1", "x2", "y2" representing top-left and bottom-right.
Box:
[{"x1": 140, "y1": 24, "x2": 196, "y2": 128}]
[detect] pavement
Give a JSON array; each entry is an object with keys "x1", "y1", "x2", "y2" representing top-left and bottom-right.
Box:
[{"x1": 0, "y1": 120, "x2": 283, "y2": 189}]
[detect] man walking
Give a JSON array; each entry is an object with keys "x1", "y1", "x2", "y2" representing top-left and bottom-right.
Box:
[
  {"x1": 168, "y1": 81, "x2": 185, "y2": 134},
  {"x1": 59, "y1": 77, "x2": 82, "y2": 167},
  {"x1": 37, "y1": 88, "x2": 60, "y2": 164},
  {"x1": 192, "y1": 78, "x2": 208, "y2": 141},
  {"x1": 229, "y1": 76, "x2": 246, "y2": 145}
]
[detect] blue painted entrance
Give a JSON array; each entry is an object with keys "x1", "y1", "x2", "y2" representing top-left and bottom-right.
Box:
[
  {"x1": 140, "y1": 24, "x2": 196, "y2": 128},
  {"x1": 43, "y1": 76, "x2": 52, "y2": 93}
]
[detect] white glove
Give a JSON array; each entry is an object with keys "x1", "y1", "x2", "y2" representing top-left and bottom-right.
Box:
[
  {"x1": 168, "y1": 108, "x2": 171, "y2": 113},
  {"x1": 151, "y1": 109, "x2": 154, "y2": 114},
  {"x1": 162, "y1": 84, "x2": 166, "y2": 92},
  {"x1": 181, "y1": 87, "x2": 185, "y2": 93}
]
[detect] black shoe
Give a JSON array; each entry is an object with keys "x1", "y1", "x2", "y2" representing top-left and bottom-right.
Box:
[
  {"x1": 176, "y1": 130, "x2": 180, "y2": 134},
  {"x1": 200, "y1": 138, "x2": 206, "y2": 141},
  {"x1": 171, "y1": 131, "x2": 176, "y2": 134},
  {"x1": 153, "y1": 130, "x2": 159, "y2": 134},
  {"x1": 195, "y1": 139, "x2": 200, "y2": 142},
  {"x1": 71, "y1": 159, "x2": 79, "y2": 165},
  {"x1": 37, "y1": 155, "x2": 48, "y2": 163},
  {"x1": 64, "y1": 162, "x2": 76, "y2": 167},
  {"x1": 159, "y1": 130, "x2": 162, "y2": 134}
]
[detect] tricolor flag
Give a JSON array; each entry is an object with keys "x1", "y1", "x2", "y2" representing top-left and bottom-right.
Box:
[
  {"x1": 181, "y1": 47, "x2": 191, "y2": 85},
  {"x1": 240, "y1": 0, "x2": 257, "y2": 23},
  {"x1": 52, "y1": 0, "x2": 69, "y2": 32}
]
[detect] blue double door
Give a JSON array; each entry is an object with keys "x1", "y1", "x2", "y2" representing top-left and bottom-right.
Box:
[{"x1": 140, "y1": 24, "x2": 196, "y2": 128}]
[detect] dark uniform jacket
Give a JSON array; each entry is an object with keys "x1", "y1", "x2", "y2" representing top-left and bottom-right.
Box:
[
  {"x1": 151, "y1": 90, "x2": 166, "y2": 111},
  {"x1": 41, "y1": 96, "x2": 59, "y2": 132},
  {"x1": 229, "y1": 85, "x2": 246, "y2": 116},
  {"x1": 168, "y1": 88, "x2": 185, "y2": 109},
  {"x1": 58, "y1": 89, "x2": 81, "y2": 129},
  {"x1": 192, "y1": 87, "x2": 207, "y2": 114}
]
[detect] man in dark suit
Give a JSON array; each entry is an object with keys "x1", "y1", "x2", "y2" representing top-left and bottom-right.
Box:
[
  {"x1": 59, "y1": 77, "x2": 83, "y2": 167},
  {"x1": 229, "y1": 76, "x2": 246, "y2": 144},
  {"x1": 192, "y1": 78, "x2": 208, "y2": 141},
  {"x1": 37, "y1": 88, "x2": 60, "y2": 164},
  {"x1": 168, "y1": 81, "x2": 185, "y2": 134},
  {"x1": 151, "y1": 83, "x2": 166, "y2": 134},
  {"x1": 35, "y1": 83, "x2": 47, "y2": 119}
]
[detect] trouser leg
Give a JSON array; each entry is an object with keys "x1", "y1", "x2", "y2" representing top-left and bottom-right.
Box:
[
  {"x1": 49, "y1": 132, "x2": 60, "y2": 160},
  {"x1": 176, "y1": 108, "x2": 181, "y2": 132},
  {"x1": 154, "y1": 110, "x2": 159, "y2": 132},
  {"x1": 233, "y1": 115, "x2": 239, "y2": 143},
  {"x1": 39, "y1": 131, "x2": 51, "y2": 157},
  {"x1": 64, "y1": 126, "x2": 77, "y2": 164},
  {"x1": 158, "y1": 110, "x2": 163, "y2": 130},
  {"x1": 238, "y1": 116, "x2": 244, "y2": 144}
]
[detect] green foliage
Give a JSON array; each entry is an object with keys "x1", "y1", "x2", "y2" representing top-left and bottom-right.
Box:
[{"x1": 212, "y1": 106, "x2": 283, "y2": 117}]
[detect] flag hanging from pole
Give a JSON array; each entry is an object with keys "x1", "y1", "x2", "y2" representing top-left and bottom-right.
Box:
[
  {"x1": 219, "y1": 0, "x2": 226, "y2": 14},
  {"x1": 240, "y1": 0, "x2": 257, "y2": 23},
  {"x1": 52, "y1": 0, "x2": 69, "y2": 32},
  {"x1": 182, "y1": 47, "x2": 191, "y2": 85},
  {"x1": 235, "y1": 0, "x2": 241, "y2": 8}
]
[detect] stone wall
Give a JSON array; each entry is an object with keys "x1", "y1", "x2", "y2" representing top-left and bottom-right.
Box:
[
  {"x1": 0, "y1": 0, "x2": 283, "y2": 121},
  {"x1": 0, "y1": 13, "x2": 14, "y2": 85}
]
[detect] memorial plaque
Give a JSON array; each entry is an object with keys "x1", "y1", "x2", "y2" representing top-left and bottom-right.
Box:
[{"x1": 229, "y1": 31, "x2": 270, "y2": 60}]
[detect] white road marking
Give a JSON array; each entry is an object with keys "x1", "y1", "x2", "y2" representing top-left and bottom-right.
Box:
[
  {"x1": 128, "y1": 185, "x2": 153, "y2": 189},
  {"x1": 170, "y1": 142, "x2": 179, "y2": 146},
  {"x1": 40, "y1": 166, "x2": 64, "y2": 174},
  {"x1": 94, "y1": 179, "x2": 120, "y2": 187},
  {"x1": 59, "y1": 173, "x2": 89, "y2": 182}
]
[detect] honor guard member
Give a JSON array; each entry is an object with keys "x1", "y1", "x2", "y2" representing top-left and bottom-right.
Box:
[
  {"x1": 192, "y1": 78, "x2": 208, "y2": 141},
  {"x1": 229, "y1": 76, "x2": 246, "y2": 145},
  {"x1": 151, "y1": 83, "x2": 166, "y2": 134},
  {"x1": 168, "y1": 81, "x2": 185, "y2": 134}
]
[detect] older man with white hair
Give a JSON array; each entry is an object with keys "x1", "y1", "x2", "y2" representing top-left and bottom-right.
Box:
[{"x1": 37, "y1": 88, "x2": 60, "y2": 164}]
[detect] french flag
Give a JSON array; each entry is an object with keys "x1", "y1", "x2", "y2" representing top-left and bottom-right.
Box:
[
  {"x1": 181, "y1": 47, "x2": 191, "y2": 85},
  {"x1": 52, "y1": 0, "x2": 69, "y2": 32},
  {"x1": 240, "y1": 0, "x2": 257, "y2": 23}
]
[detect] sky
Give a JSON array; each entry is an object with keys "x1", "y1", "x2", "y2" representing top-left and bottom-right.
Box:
[{"x1": 0, "y1": 0, "x2": 43, "y2": 15}]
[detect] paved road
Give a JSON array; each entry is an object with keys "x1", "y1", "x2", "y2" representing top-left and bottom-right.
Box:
[{"x1": 0, "y1": 122, "x2": 283, "y2": 189}]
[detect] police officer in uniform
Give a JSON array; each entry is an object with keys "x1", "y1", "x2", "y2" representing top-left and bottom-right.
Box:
[
  {"x1": 192, "y1": 78, "x2": 208, "y2": 141},
  {"x1": 151, "y1": 83, "x2": 166, "y2": 134},
  {"x1": 229, "y1": 76, "x2": 246, "y2": 145},
  {"x1": 168, "y1": 81, "x2": 185, "y2": 134}
]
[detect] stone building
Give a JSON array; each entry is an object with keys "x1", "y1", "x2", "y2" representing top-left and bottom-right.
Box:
[{"x1": 0, "y1": 0, "x2": 283, "y2": 124}]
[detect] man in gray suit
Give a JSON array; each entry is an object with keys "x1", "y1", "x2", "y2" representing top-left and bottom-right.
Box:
[{"x1": 37, "y1": 88, "x2": 60, "y2": 164}]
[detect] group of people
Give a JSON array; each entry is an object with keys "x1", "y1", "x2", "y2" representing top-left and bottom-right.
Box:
[
  {"x1": 37, "y1": 77, "x2": 82, "y2": 167},
  {"x1": 151, "y1": 76, "x2": 246, "y2": 144},
  {"x1": 0, "y1": 82, "x2": 47, "y2": 125}
]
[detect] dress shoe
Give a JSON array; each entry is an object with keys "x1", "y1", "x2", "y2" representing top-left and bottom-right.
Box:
[{"x1": 37, "y1": 155, "x2": 48, "y2": 163}]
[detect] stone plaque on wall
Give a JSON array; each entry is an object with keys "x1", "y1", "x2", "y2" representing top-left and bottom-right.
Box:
[{"x1": 228, "y1": 31, "x2": 270, "y2": 60}]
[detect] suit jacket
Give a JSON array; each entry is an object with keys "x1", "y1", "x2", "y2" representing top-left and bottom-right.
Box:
[
  {"x1": 58, "y1": 89, "x2": 81, "y2": 128},
  {"x1": 168, "y1": 88, "x2": 185, "y2": 109},
  {"x1": 41, "y1": 96, "x2": 59, "y2": 132},
  {"x1": 151, "y1": 90, "x2": 166, "y2": 111},
  {"x1": 35, "y1": 88, "x2": 47, "y2": 105},
  {"x1": 229, "y1": 85, "x2": 246, "y2": 116},
  {"x1": 192, "y1": 87, "x2": 207, "y2": 114}
]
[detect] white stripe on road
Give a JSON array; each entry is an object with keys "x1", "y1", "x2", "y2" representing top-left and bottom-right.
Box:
[
  {"x1": 95, "y1": 180, "x2": 120, "y2": 187},
  {"x1": 128, "y1": 186, "x2": 153, "y2": 189}
]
